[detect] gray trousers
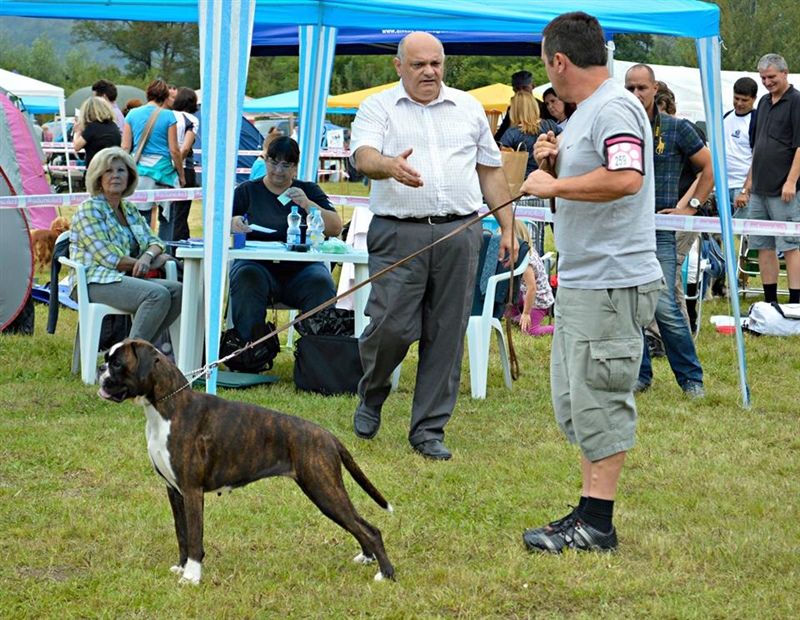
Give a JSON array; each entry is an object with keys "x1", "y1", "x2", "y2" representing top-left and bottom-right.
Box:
[
  {"x1": 358, "y1": 215, "x2": 482, "y2": 446},
  {"x1": 88, "y1": 276, "x2": 182, "y2": 343}
]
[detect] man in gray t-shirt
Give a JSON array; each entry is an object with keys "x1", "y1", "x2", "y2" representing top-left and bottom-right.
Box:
[{"x1": 519, "y1": 11, "x2": 663, "y2": 555}]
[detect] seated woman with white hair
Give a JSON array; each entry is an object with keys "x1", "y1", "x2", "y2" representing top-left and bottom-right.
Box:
[{"x1": 69, "y1": 146, "x2": 182, "y2": 344}]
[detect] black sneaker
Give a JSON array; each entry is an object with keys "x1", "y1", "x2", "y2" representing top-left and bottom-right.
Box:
[
  {"x1": 522, "y1": 505, "x2": 578, "y2": 540},
  {"x1": 523, "y1": 516, "x2": 617, "y2": 554}
]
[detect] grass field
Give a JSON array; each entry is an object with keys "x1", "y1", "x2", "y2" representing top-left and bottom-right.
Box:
[{"x1": 2, "y1": 186, "x2": 798, "y2": 618}]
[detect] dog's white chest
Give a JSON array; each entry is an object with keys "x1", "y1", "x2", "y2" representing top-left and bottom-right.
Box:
[{"x1": 142, "y1": 403, "x2": 181, "y2": 493}]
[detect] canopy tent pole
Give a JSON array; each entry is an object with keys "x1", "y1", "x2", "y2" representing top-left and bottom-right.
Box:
[
  {"x1": 58, "y1": 98, "x2": 72, "y2": 194},
  {"x1": 297, "y1": 24, "x2": 338, "y2": 182},
  {"x1": 199, "y1": 0, "x2": 256, "y2": 394},
  {"x1": 696, "y1": 35, "x2": 751, "y2": 407}
]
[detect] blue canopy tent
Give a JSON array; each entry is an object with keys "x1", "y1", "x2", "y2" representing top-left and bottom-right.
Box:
[
  {"x1": 243, "y1": 89, "x2": 355, "y2": 115},
  {"x1": 250, "y1": 24, "x2": 547, "y2": 56},
  {"x1": 0, "y1": 0, "x2": 749, "y2": 405}
]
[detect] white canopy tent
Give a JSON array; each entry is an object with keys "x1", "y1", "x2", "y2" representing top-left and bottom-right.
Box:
[
  {"x1": 0, "y1": 67, "x2": 63, "y2": 114},
  {"x1": 612, "y1": 60, "x2": 798, "y2": 122}
]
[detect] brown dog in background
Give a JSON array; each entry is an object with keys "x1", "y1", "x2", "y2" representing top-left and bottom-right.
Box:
[{"x1": 30, "y1": 216, "x2": 70, "y2": 271}]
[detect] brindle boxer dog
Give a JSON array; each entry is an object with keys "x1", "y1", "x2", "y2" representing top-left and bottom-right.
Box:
[{"x1": 97, "y1": 339, "x2": 394, "y2": 584}]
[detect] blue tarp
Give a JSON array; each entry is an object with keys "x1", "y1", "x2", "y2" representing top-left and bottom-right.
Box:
[{"x1": 0, "y1": 0, "x2": 720, "y2": 39}]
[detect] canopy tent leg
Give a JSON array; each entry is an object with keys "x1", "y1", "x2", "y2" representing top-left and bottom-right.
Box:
[
  {"x1": 199, "y1": 0, "x2": 257, "y2": 394},
  {"x1": 696, "y1": 35, "x2": 751, "y2": 408}
]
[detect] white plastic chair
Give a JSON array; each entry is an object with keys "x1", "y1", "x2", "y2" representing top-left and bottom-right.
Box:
[
  {"x1": 59, "y1": 257, "x2": 179, "y2": 384},
  {"x1": 466, "y1": 250, "x2": 530, "y2": 399}
]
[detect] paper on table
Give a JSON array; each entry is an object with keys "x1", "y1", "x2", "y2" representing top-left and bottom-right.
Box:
[
  {"x1": 277, "y1": 190, "x2": 292, "y2": 206},
  {"x1": 248, "y1": 223, "x2": 276, "y2": 234}
]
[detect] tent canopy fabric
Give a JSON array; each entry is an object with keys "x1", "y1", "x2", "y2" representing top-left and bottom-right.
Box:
[
  {"x1": 243, "y1": 89, "x2": 300, "y2": 113},
  {"x1": 327, "y1": 82, "x2": 398, "y2": 110},
  {"x1": 0, "y1": 91, "x2": 39, "y2": 330},
  {"x1": 466, "y1": 83, "x2": 514, "y2": 113},
  {"x1": 0, "y1": 68, "x2": 63, "y2": 114},
  {"x1": 242, "y1": 89, "x2": 358, "y2": 115},
  {"x1": 0, "y1": 0, "x2": 721, "y2": 39},
  {"x1": 65, "y1": 85, "x2": 146, "y2": 116}
]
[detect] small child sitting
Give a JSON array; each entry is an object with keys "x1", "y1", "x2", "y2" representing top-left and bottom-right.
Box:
[{"x1": 506, "y1": 221, "x2": 554, "y2": 336}]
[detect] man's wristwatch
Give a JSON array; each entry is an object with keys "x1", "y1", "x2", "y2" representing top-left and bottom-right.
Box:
[
  {"x1": 144, "y1": 250, "x2": 156, "y2": 260},
  {"x1": 688, "y1": 198, "x2": 701, "y2": 210}
]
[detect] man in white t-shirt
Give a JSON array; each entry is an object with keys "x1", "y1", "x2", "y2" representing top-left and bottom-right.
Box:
[{"x1": 724, "y1": 77, "x2": 758, "y2": 212}]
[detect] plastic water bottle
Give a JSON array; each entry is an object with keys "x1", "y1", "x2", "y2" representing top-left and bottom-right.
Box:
[
  {"x1": 286, "y1": 205, "x2": 302, "y2": 246},
  {"x1": 308, "y1": 207, "x2": 324, "y2": 252}
]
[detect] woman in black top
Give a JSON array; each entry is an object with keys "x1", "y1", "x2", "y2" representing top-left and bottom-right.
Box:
[
  {"x1": 73, "y1": 97, "x2": 122, "y2": 173},
  {"x1": 228, "y1": 137, "x2": 343, "y2": 341}
]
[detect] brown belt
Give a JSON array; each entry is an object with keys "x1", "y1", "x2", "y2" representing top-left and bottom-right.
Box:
[{"x1": 376, "y1": 213, "x2": 475, "y2": 225}]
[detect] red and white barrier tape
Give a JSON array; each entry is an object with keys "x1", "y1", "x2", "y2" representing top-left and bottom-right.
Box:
[{"x1": 4, "y1": 190, "x2": 796, "y2": 238}]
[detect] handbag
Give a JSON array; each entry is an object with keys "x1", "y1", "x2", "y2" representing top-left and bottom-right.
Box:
[
  {"x1": 500, "y1": 144, "x2": 528, "y2": 198},
  {"x1": 294, "y1": 333, "x2": 363, "y2": 395},
  {"x1": 293, "y1": 308, "x2": 362, "y2": 395}
]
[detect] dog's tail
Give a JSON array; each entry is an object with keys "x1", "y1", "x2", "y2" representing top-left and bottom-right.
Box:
[{"x1": 337, "y1": 441, "x2": 393, "y2": 513}]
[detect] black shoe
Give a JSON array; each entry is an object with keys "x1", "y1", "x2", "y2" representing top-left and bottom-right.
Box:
[
  {"x1": 353, "y1": 404, "x2": 381, "y2": 439},
  {"x1": 412, "y1": 439, "x2": 452, "y2": 461},
  {"x1": 523, "y1": 516, "x2": 617, "y2": 554},
  {"x1": 522, "y1": 505, "x2": 579, "y2": 539},
  {"x1": 633, "y1": 380, "x2": 651, "y2": 394}
]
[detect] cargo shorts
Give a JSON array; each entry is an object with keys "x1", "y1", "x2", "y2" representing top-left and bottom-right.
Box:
[
  {"x1": 550, "y1": 278, "x2": 664, "y2": 462},
  {"x1": 747, "y1": 193, "x2": 800, "y2": 253}
]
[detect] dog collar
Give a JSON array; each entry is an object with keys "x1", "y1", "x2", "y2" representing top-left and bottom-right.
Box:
[{"x1": 155, "y1": 381, "x2": 191, "y2": 404}]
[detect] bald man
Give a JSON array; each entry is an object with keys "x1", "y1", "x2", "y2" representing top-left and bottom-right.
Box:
[{"x1": 350, "y1": 32, "x2": 516, "y2": 460}]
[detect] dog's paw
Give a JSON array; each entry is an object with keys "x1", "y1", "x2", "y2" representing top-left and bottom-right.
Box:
[
  {"x1": 374, "y1": 571, "x2": 386, "y2": 582},
  {"x1": 170, "y1": 564, "x2": 185, "y2": 575},
  {"x1": 178, "y1": 559, "x2": 201, "y2": 585},
  {"x1": 178, "y1": 574, "x2": 201, "y2": 586},
  {"x1": 353, "y1": 552, "x2": 375, "y2": 565}
]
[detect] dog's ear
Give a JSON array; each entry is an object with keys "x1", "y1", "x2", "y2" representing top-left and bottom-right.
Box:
[{"x1": 131, "y1": 340, "x2": 157, "y2": 387}]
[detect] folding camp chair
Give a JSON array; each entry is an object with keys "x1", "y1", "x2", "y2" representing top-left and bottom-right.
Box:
[
  {"x1": 737, "y1": 235, "x2": 788, "y2": 298},
  {"x1": 681, "y1": 237, "x2": 711, "y2": 339}
]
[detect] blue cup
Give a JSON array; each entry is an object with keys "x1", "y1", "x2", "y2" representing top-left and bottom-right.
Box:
[{"x1": 231, "y1": 232, "x2": 246, "y2": 249}]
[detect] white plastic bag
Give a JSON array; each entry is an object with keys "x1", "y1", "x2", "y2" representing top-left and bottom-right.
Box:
[{"x1": 746, "y1": 302, "x2": 800, "y2": 336}]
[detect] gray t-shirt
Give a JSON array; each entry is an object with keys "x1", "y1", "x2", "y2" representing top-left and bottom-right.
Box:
[{"x1": 554, "y1": 79, "x2": 662, "y2": 289}]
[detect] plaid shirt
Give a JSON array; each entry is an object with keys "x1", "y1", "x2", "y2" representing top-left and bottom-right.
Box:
[
  {"x1": 69, "y1": 196, "x2": 163, "y2": 290},
  {"x1": 652, "y1": 112, "x2": 704, "y2": 210}
]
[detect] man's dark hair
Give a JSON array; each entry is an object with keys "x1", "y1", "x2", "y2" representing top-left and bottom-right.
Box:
[
  {"x1": 733, "y1": 77, "x2": 758, "y2": 98},
  {"x1": 267, "y1": 136, "x2": 300, "y2": 164},
  {"x1": 92, "y1": 79, "x2": 118, "y2": 103},
  {"x1": 172, "y1": 87, "x2": 198, "y2": 113},
  {"x1": 511, "y1": 70, "x2": 533, "y2": 90},
  {"x1": 542, "y1": 12, "x2": 607, "y2": 68}
]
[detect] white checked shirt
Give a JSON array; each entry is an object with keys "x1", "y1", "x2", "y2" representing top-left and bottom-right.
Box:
[{"x1": 350, "y1": 81, "x2": 502, "y2": 218}]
